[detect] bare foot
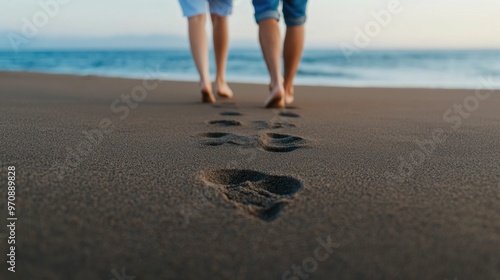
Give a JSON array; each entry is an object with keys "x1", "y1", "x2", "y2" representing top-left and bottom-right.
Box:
[
  {"x1": 216, "y1": 81, "x2": 233, "y2": 99},
  {"x1": 265, "y1": 84, "x2": 285, "y2": 108},
  {"x1": 201, "y1": 83, "x2": 216, "y2": 104}
]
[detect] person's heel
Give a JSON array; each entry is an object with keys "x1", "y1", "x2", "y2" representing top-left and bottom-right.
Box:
[
  {"x1": 202, "y1": 90, "x2": 216, "y2": 103},
  {"x1": 265, "y1": 93, "x2": 284, "y2": 108}
]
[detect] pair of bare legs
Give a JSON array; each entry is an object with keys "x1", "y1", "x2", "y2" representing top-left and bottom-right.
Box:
[
  {"x1": 258, "y1": 19, "x2": 305, "y2": 108},
  {"x1": 188, "y1": 13, "x2": 233, "y2": 103}
]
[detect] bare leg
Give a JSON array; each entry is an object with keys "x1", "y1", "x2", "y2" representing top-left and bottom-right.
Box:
[
  {"x1": 188, "y1": 14, "x2": 215, "y2": 103},
  {"x1": 211, "y1": 14, "x2": 233, "y2": 99},
  {"x1": 283, "y1": 24, "x2": 305, "y2": 105},
  {"x1": 258, "y1": 19, "x2": 285, "y2": 108}
]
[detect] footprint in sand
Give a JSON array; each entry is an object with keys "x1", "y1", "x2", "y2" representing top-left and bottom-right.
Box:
[
  {"x1": 220, "y1": 111, "x2": 243, "y2": 116},
  {"x1": 196, "y1": 132, "x2": 308, "y2": 153},
  {"x1": 278, "y1": 111, "x2": 301, "y2": 118},
  {"x1": 200, "y1": 169, "x2": 303, "y2": 221},
  {"x1": 206, "y1": 120, "x2": 242, "y2": 127},
  {"x1": 258, "y1": 133, "x2": 307, "y2": 153},
  {"x1": 196, "y1": 132, "x2": 254, "y2": 147},
  {"x1": 252, "y1": 120, "x2": 296, "y2": 130}
]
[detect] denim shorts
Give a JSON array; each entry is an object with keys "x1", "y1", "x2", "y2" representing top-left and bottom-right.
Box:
[
  {"x1": 252, "y1": 0, "x2": 308, "y2": 26},
  {"x1": 179, "y1": 0, "x2": 233, "y2": 18}
]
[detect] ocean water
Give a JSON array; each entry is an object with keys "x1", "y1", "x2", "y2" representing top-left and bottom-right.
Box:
[{"x1": 1, "y1": 49, "x2": 500, "y2": 89}]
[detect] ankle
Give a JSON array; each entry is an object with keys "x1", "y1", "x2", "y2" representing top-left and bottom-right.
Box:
[
  {"x1": 215, "y1": 77, "x2": 226, "y2": 85},
  {"x1": 271, "y1": 78, "x2": 284, "y2": 88},
  {"x1": 200, "y1": 80, "x2": 211, "y2": 88}
]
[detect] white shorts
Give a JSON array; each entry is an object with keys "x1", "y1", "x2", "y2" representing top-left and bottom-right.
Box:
[{"x1": 178, "y1": 0, "x2": 233, "y2": 18}]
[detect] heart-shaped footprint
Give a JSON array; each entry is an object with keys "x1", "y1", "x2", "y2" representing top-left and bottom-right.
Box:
[{"x1": 201, "y1": 169, "x2": 303, "y2": 221}]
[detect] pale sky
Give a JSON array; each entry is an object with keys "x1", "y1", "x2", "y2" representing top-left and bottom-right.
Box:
[{"x1": 1, "y1": 0, "x2": 500, "y2": 49}]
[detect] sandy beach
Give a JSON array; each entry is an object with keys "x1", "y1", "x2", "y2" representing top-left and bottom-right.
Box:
[{"x1": 0, "y1": 71, "x2": 499, "y2": 279}]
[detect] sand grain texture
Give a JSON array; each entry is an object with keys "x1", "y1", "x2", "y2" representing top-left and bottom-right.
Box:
[{"x1": 0, "y1": 72, "x2": 499, "y2": 280}]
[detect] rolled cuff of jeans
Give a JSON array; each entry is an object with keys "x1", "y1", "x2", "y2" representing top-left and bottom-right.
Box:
[
  {"x1": 254, "y1": 10, "x2": 280, "y2": 24},
  {"x1": 209, "y1": 6, "x2": 232, "y2": 17},
  {"x1": 284, "y1": 15, "x2": 307, "y2": 26}
]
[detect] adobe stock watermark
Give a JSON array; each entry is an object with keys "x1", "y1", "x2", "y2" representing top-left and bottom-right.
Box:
[
  {"x1": 7, "y1": 0, "x2": 72, "y2": 52},
  {"x1": 282, "y1": 235, "x2": 340, "y2": 280},
  {"x1": 110, "y1": 267, "x2": 135, "y2": 280},
  {"x1": 47, "y1": 66, "x2": 164, "y2": 182},
  {"x1": 341, "y1": 0, "x2": 404, "y2": 61},
  {"x1": 385, "y1": 76, "x2": 496, "y2": 185}
]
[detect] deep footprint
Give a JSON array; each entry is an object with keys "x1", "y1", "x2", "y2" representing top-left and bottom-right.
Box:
[
  {"x1": 259, "y1": 133, "x2": 307, "y2": 153},
  {"x1": 279, "y1": 112, "x2": 300, "y2": 118},
  {"x1": 207, "y1": 120, "x2": 242, "y2": 127},
  {"x1": 220, "y1": 111, "x2": 243, "y2": 116},
  {"x1": 201, "y1": 169, "x2": 303, "y2": 221},
  {"x1": 196, "y1": 132, "x2": 254, "y2": 147}
]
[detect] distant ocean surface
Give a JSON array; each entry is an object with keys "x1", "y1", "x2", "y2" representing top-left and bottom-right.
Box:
[{"x1": 1, "y1": 49, "x2": 500, "y2": 89}]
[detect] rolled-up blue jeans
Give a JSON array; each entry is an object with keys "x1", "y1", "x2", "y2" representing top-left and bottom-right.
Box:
[
  {"x1": 252, "y1": 0, "x2": 308, "y2": 26},
  {"x1": 179, "y1": 0, "x2": 233, "y2": 18}
]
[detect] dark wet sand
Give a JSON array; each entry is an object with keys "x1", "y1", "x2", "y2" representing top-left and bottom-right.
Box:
[{"x1": 0, "y1": 72, "x2": 499, "y2": 280}]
